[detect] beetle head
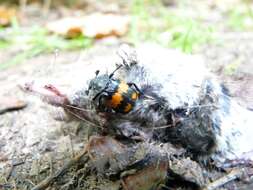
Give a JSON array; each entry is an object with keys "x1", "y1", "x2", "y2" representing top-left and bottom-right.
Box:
[
  {"x1": 87, "y1": 74, "x2": 110, "y2": 96},
  {"x1": 86, "y1": 65, "x2": 122, "y2": 99}
]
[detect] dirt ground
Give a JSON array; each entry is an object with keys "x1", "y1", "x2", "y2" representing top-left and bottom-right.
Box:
[
  {"x1": 202, "y1": 32, "x2": 253, "y2": 110},
  {"x1": 0, "y1": 1, "x2": 253, "y2": 190},
  {"x1": 0, "y1": 43, "x2": 121, "y2": 188}
]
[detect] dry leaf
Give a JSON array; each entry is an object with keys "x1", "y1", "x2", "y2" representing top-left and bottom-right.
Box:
[
  {"x1": 46, "y1": 17, "x2": 84, "y2": 38},
  {"x1": 46, "y1": 13, "x2": 130, "y2": 39},
  {"x1": 0, "y1": 97, "x2": 27, "y2": 114},
  {"x1": 0, "y1": 6, "x2": 16, "y2": 27}
]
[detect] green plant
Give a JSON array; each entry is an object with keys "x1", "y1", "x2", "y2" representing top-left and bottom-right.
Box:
[
  {"x1": 128, "y1": 0, "x2": 214, "y2": 53},
  {"x1": 0, "y1": 23, "x2": 93, "y2": 70},
  {"x1": 168, "y1": 21, "x2": 214, "y2": 53},
  {"x1": 0, "y1": 25, "x2": 12, "y2": 49},
  {"x1": 224, "y1": 59, "x2": 241, "y2": 76},
  {"x1": 0, "y1": 38, "x2": 10, "y2": 49},
  {"x1": 227, "y1": 3, "x2": 253, "y2": 31}
]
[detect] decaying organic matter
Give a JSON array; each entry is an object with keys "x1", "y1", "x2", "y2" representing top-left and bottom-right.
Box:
[
  {"x1": 31, "y1": 149, "x2": 88, "y2": 190},
  {"x1": 5, "y1": 44, "x2": 253, "y2": 189}
]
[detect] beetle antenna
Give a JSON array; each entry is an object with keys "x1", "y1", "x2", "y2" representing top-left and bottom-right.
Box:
[
  {"x1": 95, "y1": 70, "x2": 100, "y2": 77},
  {"x1": 109, "y1": 64, "x2": 122, "y2": 78}
]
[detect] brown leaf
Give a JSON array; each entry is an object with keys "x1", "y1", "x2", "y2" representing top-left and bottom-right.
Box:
[
  {"x1": 121, "y1": 160, "x2": 168, "y2": 190},
  {"x1": 0, "y1": 6, "x2": 16, "y2": 27},
  {"x1": 46, "y1": 13, "x2": 130, "y2": 39},
  {"x1": 87, "y1": 136, "x2": 125, "y2": 160}
]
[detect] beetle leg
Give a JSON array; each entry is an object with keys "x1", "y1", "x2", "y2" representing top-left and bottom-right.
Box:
[
  {"x1": 127, "y1": 82, "x2": 143, "y2": 95},
  {"x1": 98, "y1": 95, "x2": 106, "y2": 108},
  {"x1": 97, "y1": 92, "x2": 110, "y2": 112},
  {"x1": 93, "y1": 89, "x2": 105, "y2": 101}
]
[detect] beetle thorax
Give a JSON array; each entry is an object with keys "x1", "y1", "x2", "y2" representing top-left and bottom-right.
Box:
[{"x1": 88, "y1": 74, "x2": 110, "y2": 97}]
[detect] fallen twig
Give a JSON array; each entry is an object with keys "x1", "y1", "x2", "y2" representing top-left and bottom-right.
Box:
[
  {"x1": 203, "y1": 168, "x2": 246, "y2": 190},
  {"x1": 152, "y1": 124, "x2": 173, "y2": 129},
  {"x1": 0, "y1": 183, "x2": 13, "y2": 189},
  {"x1": 6, "y1": 161, "x2": 25, "y2": 181},
  {"x1": 0, "y1": 98, "x2": 27, "y2": 115},
  {"x1": 31, "y1": 149, "x2": 88, "y2": 190}
]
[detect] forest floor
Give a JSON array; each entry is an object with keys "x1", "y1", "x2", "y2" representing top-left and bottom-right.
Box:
[{"x1": 0, "y1": 1, "x2": 253, "y2": 189}]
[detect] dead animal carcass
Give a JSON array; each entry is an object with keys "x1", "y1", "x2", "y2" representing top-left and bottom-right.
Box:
[{"x1": 22, "y1": 44, "x2": 253, "y2": 189}]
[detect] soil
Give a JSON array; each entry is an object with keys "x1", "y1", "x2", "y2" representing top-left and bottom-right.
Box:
[
  {"x1": 0, "y1": 42, "x2": 121, "y2": 189},
  {"x1": 202, "y1": 32, "x2": 253, "y2": 110},
  {"x1": 0, "y1": 1, "x2": 253, "y2": 190}
]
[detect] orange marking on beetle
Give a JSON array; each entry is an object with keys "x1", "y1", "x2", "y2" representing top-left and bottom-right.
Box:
[
  {"x1": 124, "y1": 103, "x2": 132, "y2": 113},
  {"x1": 131, "y1": 92, "x2": 138, "y2": 100},
  {"x1": 118, "y1": 82, "x2": 129, "y2": 93},
  {"x1": 108, "y1": 92, "x2": 123, "y2": 108}
]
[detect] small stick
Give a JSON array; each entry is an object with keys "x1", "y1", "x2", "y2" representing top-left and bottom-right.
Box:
[
  {"x1": 0, "y1": 183, "x2": 13, "y2": 189},
  {"x1": 19, "y1": 0, "x2": 27, "y2": 12},
  {"x1": 42, "y1": 0, "x2": 51, "y2": 17},
  {"x1": 203, "y1": 168, "x2": 245, "y2": 190},
  {"x1": 49, "y1": 154, "x2": 53, "y2": 176},
  {"x1": 152, "y1": 124, "x2": 173, "y2": 130},
  {"x1": 6, "y1": 161, "x2": 25, "y2": 181},
  {"x1": 31, "y1": 149, "x2": 88, "y2": 190},
  {"x1": 64, "y1": 108, "x2": 103, "y2": 129}
]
